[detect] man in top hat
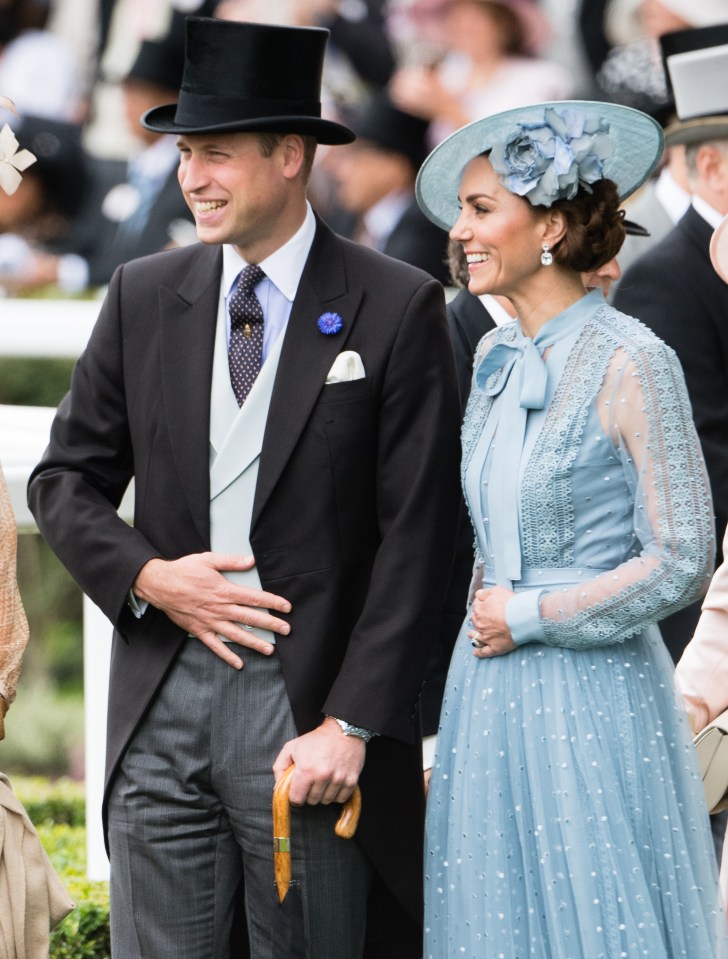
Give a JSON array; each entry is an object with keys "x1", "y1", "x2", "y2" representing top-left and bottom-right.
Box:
[
  {"x1": 28, "y1": 15, "x2": 461, "y2": 959},
  {"x1": 326, "y1": 93, "x2": 451, "y2": 284},
  {"x1": 614, "y1": 24, "x2": 728, "y2": 662},
  {"x1": 613, "y1": 22, "x2": 728, "y2": 285}
]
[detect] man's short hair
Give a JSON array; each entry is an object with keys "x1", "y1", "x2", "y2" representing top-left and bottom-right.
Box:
[{"x1": 256, "y1": 132, "x2": 318, "y2": 181}]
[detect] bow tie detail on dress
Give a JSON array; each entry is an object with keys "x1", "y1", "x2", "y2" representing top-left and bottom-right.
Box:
[
  {"x1": 474, "y1": 335, "x2": 550, "y2": 588},
  {"x1": 476, "y1": 338, "x2": 548, "y2": 411}
]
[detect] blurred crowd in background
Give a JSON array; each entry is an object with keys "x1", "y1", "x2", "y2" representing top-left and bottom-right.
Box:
[{"x1": 0, "y1": 0, "x2": 717, "y2": 298}]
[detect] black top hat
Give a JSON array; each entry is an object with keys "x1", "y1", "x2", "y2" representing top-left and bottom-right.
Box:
[
  {"x1": 124, "y1": 37, "x2": 185, "y2": 94},
  {"x1": 142, "y1": 16, "x2": 355, "y2": 145},
  {"x1": 351, "y1": 94, "x2": 430, "y2": 171}
]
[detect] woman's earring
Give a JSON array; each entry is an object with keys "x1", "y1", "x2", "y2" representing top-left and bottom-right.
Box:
[{"x1": 540, "y1": 243, "x2": 553, "y2": 267}]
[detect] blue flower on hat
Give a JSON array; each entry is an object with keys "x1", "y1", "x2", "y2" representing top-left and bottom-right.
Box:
[
  {"x1": 317, "y1": 312, "x2": 343, "y2": 335},
  {"x1": 489, "y1": 107, "x2": 613, "y2": 208}
]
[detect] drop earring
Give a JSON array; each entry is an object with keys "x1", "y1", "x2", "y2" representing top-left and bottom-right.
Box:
[{"x1": 540, "y1": 243, "x2": 553, "y2": 266}]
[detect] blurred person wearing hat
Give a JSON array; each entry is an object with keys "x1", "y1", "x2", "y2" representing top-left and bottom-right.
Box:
[
  {"x1": 611, "y1": 140, "x2": 691, "y2": 280},
  {"x1": 84, "y1": 34, "x2": 195, "y2": 286},
  {"x1": 390, "y1": 0, "x2": 572, "y2": 146},
  {"x1": 604, "y1": 19, "x2": 728, "y2": 286},
  {"x1": 326, "y1": 93, "x2": 450, "y2": 283},
  {"x1": 28, "y1": 15, "x2": 461, "y2": 959},
  {"x1": 596, "y1": 0, "x2": 728, "y2": 123},
  {"x1": 416, "y1": 97, "x2": 725, "y2": 955},
  {"x1": 614, "y1": 26, "x2": 728, "y2": 662},
  {"x1": 2, "y1": 35, "x2": 196, "y2": 295},
  {"x1": 0, "y1": 113, "x2": 124, "y2": 296}
]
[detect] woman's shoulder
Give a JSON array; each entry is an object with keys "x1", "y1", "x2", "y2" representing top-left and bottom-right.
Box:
[{"x1": 590, "y1": 301, "x2": 679, "y2": 366}]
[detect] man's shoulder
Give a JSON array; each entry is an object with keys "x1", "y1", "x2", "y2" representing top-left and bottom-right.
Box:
[
  {"x1": 618, "y1": 218, "x2": 702, "y2": 291},
  {"x1": 322, "y1": 222, "x2": 440, "y2": 289},
  {"x1": 115, "y1": 241, "x2": 219, "y2": 281}
]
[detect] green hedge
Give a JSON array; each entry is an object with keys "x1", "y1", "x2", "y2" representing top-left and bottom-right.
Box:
[
  {"x1": 13, "y1": 779, "x2": 111, "y2": 959},
  {"x1": 11, "y1": 776, "x2": 85, "y2": 827}
]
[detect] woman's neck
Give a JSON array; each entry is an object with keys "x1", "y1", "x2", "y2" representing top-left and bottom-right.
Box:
[{"x1": 507, "y1": 272, "x2": 588, "y2": 339}]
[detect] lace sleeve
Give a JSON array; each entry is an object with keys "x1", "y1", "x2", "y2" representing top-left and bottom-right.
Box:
[{"x1": 533, "y1": 340, "x2": 714, "y2": 648}]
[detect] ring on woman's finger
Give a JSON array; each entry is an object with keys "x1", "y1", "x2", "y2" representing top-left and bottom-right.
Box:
[
  {"x1": 243, "y1": 624, "x2": 254, "y2": 631},
  {"x1": 471, "y1": 638, "x2": 487, "y2": 649}
]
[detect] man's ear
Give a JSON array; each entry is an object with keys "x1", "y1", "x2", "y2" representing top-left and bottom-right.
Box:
[{"x1": 280, "y1": 135, "x2": 306, "y2": 180}]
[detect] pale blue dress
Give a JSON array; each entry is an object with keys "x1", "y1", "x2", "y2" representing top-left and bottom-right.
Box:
[{"x1": 425, "y1": 290, "x2": 728, "y2": 958}]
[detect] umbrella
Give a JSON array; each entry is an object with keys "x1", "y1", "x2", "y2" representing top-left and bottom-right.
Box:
[{"x1": 271, "y1": 764, "x2": 362, "y2": 957}]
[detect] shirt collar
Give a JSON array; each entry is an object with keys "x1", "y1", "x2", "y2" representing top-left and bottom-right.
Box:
[
  {"x1": 692, "y1": 194, "x2": 725, "y2": 231},
  {"x1": 222, "y1": 201, "x2": 316, "y2": 299},
  {"x1": 479, "y1": 293, "x2": 515, "y2": 327},
  {"x1": 654, "y1": 167, "x2": 691, "y2": 224},
  {"x1": 129, "y1": 135, "x2": 179, "y2": 181},
  {"x1": 362, "y1": 191, "x2": 411, "y2": 249}
]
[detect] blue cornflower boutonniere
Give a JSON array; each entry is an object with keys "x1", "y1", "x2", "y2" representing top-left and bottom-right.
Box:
[{"x1": 317, "y1": 311, "x2": 343, "y2": 335}]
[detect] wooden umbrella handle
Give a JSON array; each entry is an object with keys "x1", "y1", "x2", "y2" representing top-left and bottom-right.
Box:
[{"x1": 272, "y1": 764, "x2": 363, "y2": 903}]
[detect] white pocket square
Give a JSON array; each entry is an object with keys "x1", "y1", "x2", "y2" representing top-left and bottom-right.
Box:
[{"x1": 325, "y1": 351, "x2": 366, "y2": 384}]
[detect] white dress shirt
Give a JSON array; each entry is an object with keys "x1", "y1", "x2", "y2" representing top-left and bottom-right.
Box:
[{"x1": 221, "y1": 202, "x2": 316, "y2": 361}]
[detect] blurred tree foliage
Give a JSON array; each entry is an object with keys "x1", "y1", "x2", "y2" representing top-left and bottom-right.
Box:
[{"x1": 0, "y1": 357, "x2": 74, "y2": 407}]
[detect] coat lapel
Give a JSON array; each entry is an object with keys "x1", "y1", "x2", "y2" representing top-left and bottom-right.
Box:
[
  {"x1": 253, "y1": 222, "x2": 363, "y2": 527},
  {"x1": 160, "y1": 244, "x2": 222, "y2": 545}
]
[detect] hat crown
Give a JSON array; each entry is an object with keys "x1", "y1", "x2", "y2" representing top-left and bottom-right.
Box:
[
  {"x1": 352, "y1": 94, "x2": 430, "y2": 169},
  {"x1": 141, "y1": 16, "x2": 355, "y2": 144},
  {"x1": 182, "y1": 17, "x2": 326, "y2": 106},
  {"x1": 660, "y1": 24, "x2": 728, "y2": 144}
]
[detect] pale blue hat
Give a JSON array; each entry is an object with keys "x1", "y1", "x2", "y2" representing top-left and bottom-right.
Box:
[{"x1": 416, "y1": 100, "x2": 664, "y2": 231}]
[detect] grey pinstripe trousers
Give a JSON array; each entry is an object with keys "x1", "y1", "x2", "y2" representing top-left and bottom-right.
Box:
[{"x1": 108, "y1": 639, "x2": 371, "y2": 958}]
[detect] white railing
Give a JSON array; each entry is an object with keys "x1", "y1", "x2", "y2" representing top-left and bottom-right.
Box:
[{"x1": 0, "y1": 297, "x2": 112, "y2": 880}]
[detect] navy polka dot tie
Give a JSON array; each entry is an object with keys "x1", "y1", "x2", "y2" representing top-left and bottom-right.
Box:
[{"x1": 228, "y1": 264, "x2": 265, "y2": 406}]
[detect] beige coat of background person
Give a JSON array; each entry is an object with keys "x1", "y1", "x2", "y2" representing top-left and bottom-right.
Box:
[
  {"x1": 0, "y1": 465, "x2": 28, "y2": 742},
  {"x1": 0, "y1": 464, "x2": 73, "y2": 957}
]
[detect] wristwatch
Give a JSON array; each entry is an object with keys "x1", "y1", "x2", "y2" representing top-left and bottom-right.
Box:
[{"x1": 330, "y1": 716, "x2": 377, "y2": 743}]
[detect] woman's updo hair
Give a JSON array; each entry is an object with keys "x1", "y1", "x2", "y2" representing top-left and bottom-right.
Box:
[{"x1": 548, "y1": 179, "x2": 626, "y2": 273}]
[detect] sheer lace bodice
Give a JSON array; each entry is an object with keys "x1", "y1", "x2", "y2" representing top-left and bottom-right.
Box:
[{"x1": 461, "y1": 291, "x2": 715, "y2": 649}]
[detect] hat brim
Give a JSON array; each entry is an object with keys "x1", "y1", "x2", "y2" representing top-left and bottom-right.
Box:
[
  {"x1": 416, "y1": 100, "x2": 664, "y2": 231},
  {"x1": 664, "y1": 115, "x2": 728, "y2": 146},
  {"x1": 142, "y1": 103, "x2": 355, "y2": 145}
]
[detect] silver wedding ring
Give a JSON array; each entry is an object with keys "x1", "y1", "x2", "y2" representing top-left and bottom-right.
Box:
[{"x1": 243, "y1": 624, "x2": 254, "y2": 631}]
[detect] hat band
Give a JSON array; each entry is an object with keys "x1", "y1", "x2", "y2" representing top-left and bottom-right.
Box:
[{"x1": 174, "y1": 90, "x2": 323, "y2": 127}]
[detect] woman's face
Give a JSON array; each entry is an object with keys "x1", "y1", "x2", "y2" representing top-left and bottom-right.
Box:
[
  {"x1": 639, "y1": 0, "x2": 691, "y2": 38},
  {"x1": 449, "y1": 154, "x2": 546, "y2": 298},
  {"x1": 444, "y1": 1, "x2": 506, "y2": 59}
]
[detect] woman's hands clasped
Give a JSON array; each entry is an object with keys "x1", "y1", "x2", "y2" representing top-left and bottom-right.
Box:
[{"x1": 467, "y1": 586, "x2": 517, "y2": 659}]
